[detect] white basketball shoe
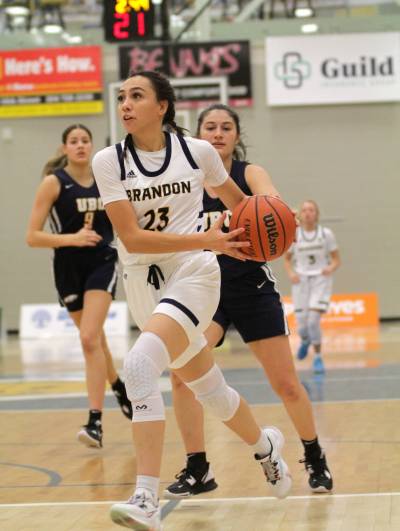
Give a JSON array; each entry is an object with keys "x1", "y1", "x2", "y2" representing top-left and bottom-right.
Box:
[
  {"x1": 255, "y1": 426, "x2": 292, "y2": 499},
  {"x1": 110, "y1": 488, "x2": 162, "y2": 530}
]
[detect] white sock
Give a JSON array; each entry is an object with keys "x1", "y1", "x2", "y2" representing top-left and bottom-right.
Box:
[
  {"x1": 136, "y1": 475, "x2": 160, "y2": 501},
  {"x1": 252, "y1": 429, "x2": 272, "y2": 457}
]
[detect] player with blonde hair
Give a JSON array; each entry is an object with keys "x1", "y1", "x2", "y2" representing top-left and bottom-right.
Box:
[{"x1": 284, "y1": 200, "x2": 341, "y2": 373}]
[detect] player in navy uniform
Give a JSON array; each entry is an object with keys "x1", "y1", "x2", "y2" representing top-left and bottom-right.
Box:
[
  {"x1": 284, "y1": 200, "x2": 340, "y2": 373},
  {"x1": 93, "y1": 71, "x2": 292, "y2": 530},
  {"x1": 165, "y1": 104, "x2": 333, "y2": 499},
  {"x1": 26, "y1": 124, "x2": 132, "y2": 449}
]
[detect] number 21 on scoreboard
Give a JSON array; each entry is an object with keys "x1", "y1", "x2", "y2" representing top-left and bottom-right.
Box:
[{"x1": 104, "y1": 0, "x2": 155, "y2": 42}]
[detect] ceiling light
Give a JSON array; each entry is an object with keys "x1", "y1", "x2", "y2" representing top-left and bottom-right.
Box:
[
  {"x1": 301, "y1": 23, "x2": 318, "y2": 33},
  {"x1": 294, "y1": 7, "x2": 314, "y2": 18},
  {"x1": 4, "y1": 5, "x2": 30, "y2": 16},
  {"x1": 42, "y1": 24, "x2": 63, "y2": 34}
]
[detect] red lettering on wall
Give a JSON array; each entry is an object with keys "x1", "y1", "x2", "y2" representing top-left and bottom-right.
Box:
[{"x1": 128, "y1": 47, "x2": 164, "y2": 72}]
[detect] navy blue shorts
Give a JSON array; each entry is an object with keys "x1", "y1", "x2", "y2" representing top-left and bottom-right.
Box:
[
  {"x1": 214, "y1": 264, "x2": 289, "y2": 345},
  {"x1": 53, "y1": 246, "x2": 118, "y2": 312}
]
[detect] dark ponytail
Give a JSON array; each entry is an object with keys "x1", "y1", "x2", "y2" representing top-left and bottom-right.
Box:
[
  {"x1": 196, "y1": 103, "x2": 247, "y2": 161},
  {"x1": 42, "y1": 124, "x2": 93, "y2": 177}
]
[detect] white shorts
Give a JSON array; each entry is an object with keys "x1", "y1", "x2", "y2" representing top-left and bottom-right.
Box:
[
  {"x1": 122, "y1": 251, "x2": 221, "y2": 369},
  {"x1": 292, "y1": 274, "x2": 333, "y2": 313}
]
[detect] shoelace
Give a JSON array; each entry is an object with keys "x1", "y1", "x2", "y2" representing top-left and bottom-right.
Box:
[
  {"x1": 147, "y1": 264, "x2": 165, "y2": 290},
  {"x1": 299, "y1": 458, "x2": 313, "y2": 473},
  {"x1": 83, "y1": 421, "x2": 102, "y2": 433},
  {"x1": 130, "y1": 492, "x2": 147, "y2": 509},
  {"x1": 127, "y1": 492, "x2": 158, "y2": 515},
  {"x1": 262, "y1": 457, "x2": 281, "y2": 485},
  {"x1": 299, "y1": 454, "x2": 326, "y2": 476},
  {"x1": 175, "y1": 468, "x2": 193, "y2": 482}
]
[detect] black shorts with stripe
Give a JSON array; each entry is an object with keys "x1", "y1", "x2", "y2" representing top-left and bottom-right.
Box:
[
  {"x1": 53, "y1": 245, "x2": 118, "y2": 312},
  {"x1": 214, "y1": 264, "x2": 289, "y2": 346}
]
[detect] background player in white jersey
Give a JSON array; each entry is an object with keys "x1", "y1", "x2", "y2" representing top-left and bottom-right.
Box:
[
  {"x1": 92, "y1": 71, "x2": 292, "y2": 531},
  {"x1": 284, "y1": 200, "x2": 341, "y2": 374},
  {"x1": 26, "y1": 124, "x2": 132, "y2": 449}
]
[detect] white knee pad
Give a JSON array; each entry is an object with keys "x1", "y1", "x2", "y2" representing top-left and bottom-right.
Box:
[
  {"x1": 295, "y1": 311, "x2": 309, "y2": 342},
  {"x1": 124, "y1": 332, "x2": 170, "y2": 422},
  {"x1": 185, "y1": 364, "x2": 240, "y2": 422},
  {"x1": 308, "y1": 310, "x2": 322, "y2": 345}
]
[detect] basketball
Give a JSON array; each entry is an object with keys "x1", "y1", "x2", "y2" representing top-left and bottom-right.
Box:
[{"x1": 229, "y1": 195, "x2": 296, "y2": 262}]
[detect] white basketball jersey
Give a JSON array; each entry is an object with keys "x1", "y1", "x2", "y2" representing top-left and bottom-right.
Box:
[
  {"x1": 290, "y1": 225, "x2": 338, "y2": 276},
  {"x1": 92, "y1": 132, "x2": 228, "y2": 266}
]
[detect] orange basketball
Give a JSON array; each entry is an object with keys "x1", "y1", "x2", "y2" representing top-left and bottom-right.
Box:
[{"x1": 229, "y1": 195, "x2": 296, "y2": 262}]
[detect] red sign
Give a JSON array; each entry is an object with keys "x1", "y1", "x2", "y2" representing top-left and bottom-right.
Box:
[
  {"x1": 119, "y1": 41, "x2": 252, "y2": 108},
  {"x1": 0, "y1": 46, "x2": 103, "y2": 117}
]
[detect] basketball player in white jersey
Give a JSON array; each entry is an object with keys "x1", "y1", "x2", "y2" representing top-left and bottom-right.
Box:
[
  {"x1": 284, "y1": 200, "x2": 341, "y2": 374},
  {"x1": 93, "y1": 71, "x2": 292, "y2": 530}
]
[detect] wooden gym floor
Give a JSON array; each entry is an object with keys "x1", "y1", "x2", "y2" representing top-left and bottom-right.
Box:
[{"x1": 1, "y1": 324, "x2": 400, "y2": 530}]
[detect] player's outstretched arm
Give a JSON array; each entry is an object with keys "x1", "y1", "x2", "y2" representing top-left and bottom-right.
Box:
[
  {"x1": 208, "y1": 176, "x2": 247, "y2": 212},
  {"x1": 209, "y1": 166, "x2": 281, "y2": 211},
  {"x1": 244, "y1": 164, "x2": 280, "y2": 197}
]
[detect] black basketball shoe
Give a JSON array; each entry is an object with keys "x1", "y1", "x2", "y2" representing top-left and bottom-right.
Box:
[
  {"x1": 77, "y1": 420, "x2": 103, "y2": 448},
  {"x1": 301, "y1": 451, "x2": 333, "y2": 492},
  {"x1": 164, "y1": 464, "x2": 218, "y2": 499},
  {"x1": 112, "y1": 382, "x2": 132, "y2": 420}
]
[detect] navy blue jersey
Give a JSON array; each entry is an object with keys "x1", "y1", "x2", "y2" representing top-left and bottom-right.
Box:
[
  {"x1": 50, "y1": 169, "x2": 114, "y2": 253},
  {"x1": 203, "y1": 159, "x2": 264, "y2": 280}
]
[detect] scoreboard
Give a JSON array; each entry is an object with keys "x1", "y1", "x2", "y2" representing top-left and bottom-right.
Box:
[{"x1": 104, "y1": 0, "x2": 156, "y2": 42}]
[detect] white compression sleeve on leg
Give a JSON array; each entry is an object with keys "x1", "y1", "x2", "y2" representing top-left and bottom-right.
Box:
[
  {"x1": 124, "y1": 332, "x2": 170, "y2": 422},
  {"x1": 185, "y1": 364, "x2": 240, "y2": 422}
]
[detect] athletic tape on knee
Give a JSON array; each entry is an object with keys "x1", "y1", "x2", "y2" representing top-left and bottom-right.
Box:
[
  {"x1": 124, "y1": 332, "x2": 170, "y2": 422},
  {"x1": 185, "y1": 364, "x2": 240, "y2": 422},
  {"x1": 307, "y1": 310, "x2": 322, "y2": 345},
  {"x1": 295, "y1": 311, "x2": 309, "y2": 342}
]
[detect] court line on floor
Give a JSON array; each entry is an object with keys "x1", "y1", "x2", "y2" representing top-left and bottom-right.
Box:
[
  {"x1": 0, "y1": 380, "x2": 171, "y2": 401},
  {"x1": 2, "y1": 373, "x2": 400, "y2": 387},
  {"x1": 0, "y1": 481, "x2": 137, "y2": 489},
  {"x1": 0, "y1": 462, "x2": 61, "y2": 486},
  {"x1": 1, "y1": 397, "x2": 400, "y2": 408},
  {"x1": 1, "y1": 439, "x2": 399, "y2": 450},
  {"x1": 2, "y1": 491, "x2": 400, "y2": 508},
  {"x1": 0, "y1": 393, "x2": 103, "y2": 401},
  {"x1": 0, "y1": 376, "x2": 87, "y2": 382}
]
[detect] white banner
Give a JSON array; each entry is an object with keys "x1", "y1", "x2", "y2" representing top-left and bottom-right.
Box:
[
  {"x1": 266, "y1": 33, "x2": 400, "y2": 106},
  {"x1": 20, "y1": 301, "x2": 129, "y2": 338}
]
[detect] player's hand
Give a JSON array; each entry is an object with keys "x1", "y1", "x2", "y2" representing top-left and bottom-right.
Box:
[
  {"x1": 72, "y1": 227, "x2": 102, "y2": 247},
  {"x1": 290, "y1": 272, "x2": 300, "y2": 284},
  {"x1": 202, "y1": 213, "x2": 250, "y2": 261},
  {"x1": 322, "y1": 266, "x2": 333, "y2": 276}
]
